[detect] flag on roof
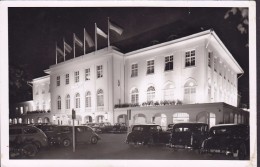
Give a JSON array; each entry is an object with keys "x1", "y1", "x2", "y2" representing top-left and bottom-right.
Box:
[
  {"x1": 56, "y1": 46, "x2": 63, "y2": 55},
  {"x1": 74, "y1": 34, "x2": 83, "y2": 48},
  {"x1": 64, "y1": 40, "x2": 72, "y2": 53},
  {"x1": 84, "y1": 29, "x2": 94, "y2": 47},
  {"x1": 96, "y1": 26, "x2": 108, "y2": 38},
  {"x1": 109, "y1": 20, "x2": 123, "y2": 35}
]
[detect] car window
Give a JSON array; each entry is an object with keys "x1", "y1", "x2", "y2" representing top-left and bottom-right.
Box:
[
  {"x1": 85, "y1": 127, "x2": 92, "y2": 131},
  {"x1": 60, "y1": 127, "x2": 71, "y2": 132},
  {"x1": 133, "y1": 126, "x2": 143, "y2": 131},
  {"x1": 10, "y1": 128, "x2": 22, "y2": 135},
  {"x1": 24, "y1": 127, "x2": 38, "y2": 134},
  {"x1": 76, "y1": 127, "x2": 84, "y2": 132}
]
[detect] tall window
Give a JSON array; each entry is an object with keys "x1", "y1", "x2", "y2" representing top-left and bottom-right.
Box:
[
  {"x1": 165, "y1": 55, "x2": 173, "y2": 71},
  {"x1": 214, "y1": 58, "x2": 217, "y2": 72},
  {"x1": 208, "y1": 52, "x2": 212, "y2": 67},
  {"x1": 65, "y1": 74, "x2": 69, "y2": 85},
  {"x1": 147, "y1": 60, "x2": 154, "y2": 74},
  {"x1": 85, "y1": 91, "x2": 91, "y2": 107},
  {"x1": 185, "y1": 50, "x2": 195, "y2": 67},
  {"x1": 147, "y1": 86, "x2": 155, "y2": 102},
  {"x1": 42, "y1": 102, "x2": 46, "y2": 110},
  {"x1": 97, "y1": 65, "x2": 103, "y2": 78},
  {"x1": 74, "y1": 71, "x2": 79, "y2": 83},
  {"x1": 85, "y1": 68, "x2": 91, "y2": 80},
  {"x1": 131, "y1": 88, "x2": 139, "y2": 104},
  {"x1": 36, "y1": 102, "x2": 39, "y2": 110},
  {"x1": 164, "y1": 83, "x2": 175, "y2": 100},
  {"x1": 131, "y1": 64, "x2": 138, "y2": 77},
  {"x1": 57, "y1": 76, "x2": 60, "y2": 86},
  {"x1": 66, "y1": 95, "x2": 70, "y2": 109},
  {"x1": 75, "y1": 93, "x2": 80, "y2": 108},
  {"x1": 97, "y1": 89, "x2": 104, "y2": 106},
  {"x1": 183, "y1": 80, "x2": 196, "y2": 104},
  {"x1": 57, "y1": 96, "x2": 61, "y2": 110}
]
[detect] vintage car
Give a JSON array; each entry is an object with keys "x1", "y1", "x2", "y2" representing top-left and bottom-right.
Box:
[
  {"x1": 125, "y1": 124, "x2": 171, "y2": 145},
  {"x1": 55, "y1": 125, "x2": 101, "y2": 147},
  {"x1": 34, "y1": 124, "x2": 60, "y2": 145},
  {"x1": 111, "y1": 123, "x2": 127, "y2": 133},
  {"x1": 168, "y1": 122, "x2": 209, "y2": 150},
  {"x1": 166, "y1": 123, "x2": 175, "y2": 132},
  {"x1": 200, "y1": 124, "x2": 249, "y2": 160}
]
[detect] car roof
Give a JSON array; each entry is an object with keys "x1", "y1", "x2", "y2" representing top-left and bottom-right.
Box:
[
  {"x1": 132, "y1": 124, "x2": 160, "y2": 126},
  {"x1": 210, "y1": 124, "x2": 249, "y2": 128},
  {"x1": 173, "y1": 122, "x2": 208, "y2": 125}
]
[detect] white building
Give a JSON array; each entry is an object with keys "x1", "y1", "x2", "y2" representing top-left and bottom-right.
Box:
[{"x1": 12, "y1": 30, "x2": 249, "y2": 127}]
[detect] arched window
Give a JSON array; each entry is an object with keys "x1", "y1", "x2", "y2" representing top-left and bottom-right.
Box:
[
  {"x1": 184, "y1": 79, "x2": 197, "y2": 104},
  {"x1": 97, "y1": 89, "x2": 104, "y2": 107},
  {"x1": 147, "y1": 86, "x2": 155, "y2": 102},
  {"x1": 75, "y1": 93, "x2": 80, "y2": 108},
  {"x1": 85, "y1": 91, "x2": 91, "y2": 108},
  {"x1": 57, "y1": 96, "x2": 61, "y2": 110},
  {"x1": 36, "y1": 102, "x2": 40, "y2": 110},
  {"x1": 173, "y1": 113, "x2": 189, "y2": 123},
  {"x1": 164, "y1": 83, "x2": 175, "y2": 101},
  {"x1": 42, "y1": 101, "x2": 46, "y2": 111},
  {"x1": 131, "y1": 88, "x2": 139, "y2": 104},
  {"x1": 66, "y1": 95, "x2": 70, "y2": 109}
]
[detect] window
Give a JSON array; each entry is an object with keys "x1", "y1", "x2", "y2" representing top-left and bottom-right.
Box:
[
  {"x1": 131, "y1": 88, "x2": 139, "y2": 104},
  {"x1": 85, "y1": 91, "x2": 91, "y2": 107},
  {"x1": 131, "y1": 64, "x2": 138, "y2": 77},
  {"x1": 42, "y1": 102, "x2": 46, "y2": 110},
  {"x1": 20, "y1": 107, "x2": 24, "y2": 114},
  {"x1": 164, "y1": 83, "x2": 175, "y2": 100},
  {"x1": 57, "y1": 76, "x2": 60, "y2": 86},
  {"x1": 97, "y1": 89, "x2": 104, "y2": 106},
  {"x1": 183, "y1": 80, "x2": 197, "y2": 104},
  {"x1": 214, "y1": 58, "x2": 217, "y2": 72},
  {"x1": 66, "y1": 95, "x2": 70, "y2": 109},
  {"x1": 97, "y1": 65, "x2": 103, "y2": 78},
  {"x1": 36, "y1": 102, "x2": 39, "y2": 110},
  {"x1": 208, "y1": 52, "x2": 212, "y2": 67},
  {"x1": 165, "y1": 55, "x2": 173, "y2": 71},
  {"x1": 57, "y1": 96, "x2": 61, "y2": 110},
  {"x1": 185, "y1": 50, "x2": 195, "y2": 67},
  {"x1": 147, "y1": 60, "x2": 154, "y2": 74},
  {"x1": 74, "y1": 71, "x2": 79, "y2": 83},
  {"x1": 147, "y1": 86, "x2": 155, "y2": 102},
  {"x1": 75, "y1": 93, "x2": 80, "y2": 108},
  {"x1": 85, "y1": 68, "x2": 91, "y2": 80},
  {"x1": 65, "y1": 74, "x2": 69, "y2": 85}
]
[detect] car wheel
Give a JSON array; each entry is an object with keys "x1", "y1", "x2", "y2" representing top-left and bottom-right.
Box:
[
  {"x1": 90, "y1": 136, "x2": 98, "y2": 144},
  {"x1": 238, "y1": 143, "x2": 247, "y2": 160},
  {"x1": 22, "y1": 143, "x2": 38, "y2": 157},
  {"x1": 63, "y1": 139, "x2": 71, "y2": 147}
]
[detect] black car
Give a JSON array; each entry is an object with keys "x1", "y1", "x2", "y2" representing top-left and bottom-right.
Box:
[
  {"x1": 126, "y1": 124, "x2": 171, "y2": 145},
  {"x1": 168, "y1": 122, "x2": 209, "y2": 150},
  {"x1": 111, "y1": 123, "x2": 127, "y2": 133},
  {"x1": 200, "y1": 124, "x2": 249, "y2": 160},
  {"x1": 34, "y1": 124, "x2": 60, "y2": 145}
]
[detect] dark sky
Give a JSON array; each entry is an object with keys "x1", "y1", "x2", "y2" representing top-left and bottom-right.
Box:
[{"x1": 8, "y1": 7, "x2": 249, "y2": 106}]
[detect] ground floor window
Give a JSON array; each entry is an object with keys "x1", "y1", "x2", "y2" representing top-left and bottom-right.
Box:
[{"x1": 173, "y1": 113, "x2": 189, "y2": 123}]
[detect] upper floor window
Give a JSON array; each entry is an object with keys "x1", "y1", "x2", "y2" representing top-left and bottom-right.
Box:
[
  {"x1": 97, "y1": 65, "x2": 103, "y2": 78},
  {"x1": 131, "y1": 88, "x2": 139, "y2": 104},
  {"x1": 75, "y1": 93, "x2": 80, "y2": 108},
  {"x1": 208, "y1": 52, "x2": 212, "y2": 68},
  {"x1": 57, "y1": 76, "x2": 60, "y2": 86},
  {"x1": 97, "y1": 89, "x2": 104, "y2": 107},
  {"x1": 85, "y1": 68, "x2": 91, "y2": 81},
  {"x1": 42, "y1": 102, "x2": 46, "y2": 110},
  {"x1": 57, "y1": 96, "x2": 61, "y2": 110},
  {"x1": 164, "y1": 83, "x2": 175, "y2": 101},
  {"x1": 147, "y1": 86, "x2": 155, "y2": 102},
  {"x1": 66, "y1": 95, "x2": 70, "y2": 109},
  {"x1": 214, "y1": 58, "x2": 217, "y2": 72},
  {"x1": 185, "y1": 50, "x2": 195, "y2": 67},
  {"x1": 20, "y1": 107, "x2": 24, "y2": 114},
  {"x1": 147, "y1": 60, "x2": 154, "y2": 74},
  {"x1": 131, "y1": 64, "x2": 138, "y2": 77},
  {"x1": 165, "y1": 55, "x2": 173, "y2": 71},
  {"x1": 74, "y1": 71, "x2": 79, "y2": 83},
  {"x1": 65, "y1": 74, "x2": 69, "y2": 85},
  {"x1": 85, "y1": 91, "x2": 91, "y2": 107},
  {"x1": 183, "y1": 80, "x2": 197, "y2": 104}
]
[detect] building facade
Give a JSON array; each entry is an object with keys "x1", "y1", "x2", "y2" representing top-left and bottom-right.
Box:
[{"x1": 11, "y1": 30, "x2": 249, "y2": 127}]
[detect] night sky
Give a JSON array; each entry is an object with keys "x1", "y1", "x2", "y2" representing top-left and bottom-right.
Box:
[{"x1": 8, "y1": 7, "x2": 249, "y2": 106}]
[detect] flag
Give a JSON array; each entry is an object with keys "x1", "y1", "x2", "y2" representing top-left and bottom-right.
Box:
[
  {"x1": 64, "y1": 41, "x2": 72, "y2": 53},
  {"x1": 56, "y1": 46, "x2": 63, "y2": 55},
  {"x1": 84, "y1": 29, "x2": 94, "y2": 47},
  {"x1": 74, "y1": 34, "x2": 83, "y2": 48},
  {"x1": 109, "y1": 21, "x2": 123, "y2": 35},
  {"x1": 96, "y1": 26, "x2": 108, "y2": 38}
]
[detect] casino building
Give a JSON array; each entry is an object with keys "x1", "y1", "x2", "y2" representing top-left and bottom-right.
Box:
[{"x1": 11, "y1": 30, "x2": 249, "y2": 128}]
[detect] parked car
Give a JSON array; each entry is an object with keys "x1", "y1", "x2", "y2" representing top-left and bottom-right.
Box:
[
  {"x1": 96, "y1": 122, "x2": 114, "y2": 133},
  {"x1": 111, "y1": 123, "x2": 127, "y2": 133},
  {"x1": 167, "y1": 123, "x2": 175, "y2": 132},
  {"x1": 168, "y1": 122, "x2": 209, "y2": 150},
  {"x1": 9, "y1": 124, "x2": 48, "y2": 149},
  {"x1": 34, "y1": 124, "x2": 60, "y2": 145},
  {"x1": 200, "y1": 124, "x2": 249, "y2": 160},
  {"x1": 10, "y1": 140, "x2": 38, "y2": 158},
  {"x1": 126, "y1": 124, "x2": 171, "y2": 145},
  {"x1": 55, "y1": 125, "x2": 101, "y2": 147}
]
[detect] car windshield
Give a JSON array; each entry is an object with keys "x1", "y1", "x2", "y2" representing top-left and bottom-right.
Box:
[{"x1": 209, "y1": 126, "x2": 245, "y2": 137}]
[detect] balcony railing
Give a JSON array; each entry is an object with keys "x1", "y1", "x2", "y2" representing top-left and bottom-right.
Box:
[{"x1": 114, "y1": 100, "x2": 183, "y2": 109}]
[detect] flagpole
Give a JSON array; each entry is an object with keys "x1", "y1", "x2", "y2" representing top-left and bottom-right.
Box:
[
  {"x1": 108, "y1": 17, "x2": 110, "y2": 49},
  {"x1": 63, "y1": 38, "x2": 65, "y2": 61},
  {"x1": 73, "y1": 33, "x2": 75, "y2": 58},
  {"x1": 55, "y1": 42, "x2": 57, "y2": 64},
  {"x1": 95, "y1": 23, "x2": 97, "y2": 52},
  {"x1": 84, "y1": 28, "x2": 86, "y2": 55}
]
